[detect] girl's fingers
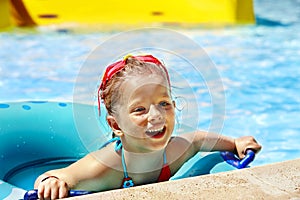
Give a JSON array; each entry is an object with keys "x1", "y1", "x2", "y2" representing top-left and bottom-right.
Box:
[
  {"x1": 37, "y1": 184, "x2": 45, "y2": 200},
  {"x1": 235, "y1": 136, "x2": 262, "y2": 159},
  {"x1": 43, "y1": 186, "x2": 51, "y2": 200},
  {"x1": 50, "y1": 185, "x2": 59, "y2": 200},
  {"x1": 245, "y1": 137, "x2": 262, "y2": 153},
  {"x1": 37, "y1": 178, "x2": 68, "y2": 199},
  {"x1": 59, "y1": 181, "x2": 69, "y2": 199},
  {"x1": 247, "y1": 144, "x2": 262, "y2": 153}
]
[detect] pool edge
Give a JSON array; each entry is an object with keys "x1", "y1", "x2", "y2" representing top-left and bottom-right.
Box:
[{"x1": 68, "y1": 158, "x2": 300, "y2": 199}]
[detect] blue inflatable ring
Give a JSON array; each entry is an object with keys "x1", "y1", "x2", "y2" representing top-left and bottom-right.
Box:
[{"x1": 0, "y1": 101, "x2": 255, "y2": 199}]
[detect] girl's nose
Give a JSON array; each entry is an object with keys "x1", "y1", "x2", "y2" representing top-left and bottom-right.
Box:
[{"x1": 148, "y1": 105, "x2": 165, "y2": 124}]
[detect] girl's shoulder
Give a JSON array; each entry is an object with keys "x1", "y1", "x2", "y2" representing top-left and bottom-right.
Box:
[
  {"x1": 167, "y1": 134, "x2": 193, "y2": 148},
  {"x1": 166, "y1": 136, "x2": 195, "y2": 174},
  {"x1": 90, "y1": 142, "x2": 122, "y2": 169},
  {"x1": 68, "y1": 145, "x2": 124, "y2": 191}
]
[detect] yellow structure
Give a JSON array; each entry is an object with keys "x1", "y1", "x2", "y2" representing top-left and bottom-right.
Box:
[
  {"x1": 0, "y1": 0, "x2": 11, "y2": 28},
  {"x1": 1, "y1": 0, "x2": 255, "y2": 29}
]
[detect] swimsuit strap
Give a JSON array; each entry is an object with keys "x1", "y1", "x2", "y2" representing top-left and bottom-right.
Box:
[
  {"x1": 100, "y1": 137, "x2": 134, "y2": 188},
  {"x1": 121, "y1": 147, "x2": 169, "y2": 188},
  {"x1": 100, "y1": 137, "x2": 168, "y2": 188},
  {"x1": 157, "y1": 151, "x2": 171, "y2": 182},
  {"x1": 163, "y1": 151, "x2": 167, "y2": 164},
  {"x1": 99, "y1": 137, "x2": 120, "y2": 149},
  {"x1": 121, "y1": 148, "x2": 135, "y2": 188}
]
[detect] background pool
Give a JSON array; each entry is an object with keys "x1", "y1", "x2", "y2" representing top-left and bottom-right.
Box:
[{"x1": 0, "y1": 0, "x2": 299, "y2": 166}]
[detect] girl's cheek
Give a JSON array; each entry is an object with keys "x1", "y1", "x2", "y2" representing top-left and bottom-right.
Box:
[
  {"x1": 167, "y1": 108, "x2": 175, "y2": 118},
  {"x1": 132, "y1": 114, "x2": 147, "y2": 122}
]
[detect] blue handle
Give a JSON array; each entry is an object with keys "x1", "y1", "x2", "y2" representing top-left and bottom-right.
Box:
[
  {"x1": 220, "y1": 149, "x2": 255, "y2": 169},
  {"x1": 23, "y1": 189, "x2": 92, "y2": 200}
]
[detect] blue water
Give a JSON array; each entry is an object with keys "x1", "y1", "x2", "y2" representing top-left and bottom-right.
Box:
[{"x1": 0, "y1": 0, "x2": 299, "y2": 167}]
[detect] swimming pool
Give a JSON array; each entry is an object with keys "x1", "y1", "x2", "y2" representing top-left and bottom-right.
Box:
[{"x1": 0, "y1": 0, "x2": 299, "y2": 170}]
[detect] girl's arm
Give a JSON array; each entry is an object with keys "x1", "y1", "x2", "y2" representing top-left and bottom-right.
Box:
[
  {"x1": 34, "y1": 145, "x2": 121, "y2": 199},
  {"x1": 181, "y1": 131, "x2": 261, "y2": 158},
  {"x1": 34, "y1": 154, "x2": 101, "y2": 199}
]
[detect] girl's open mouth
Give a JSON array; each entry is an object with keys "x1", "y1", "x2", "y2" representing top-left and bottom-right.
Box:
[{"x1": 145, "y1": 126, "x2": 166, "y2": 139}]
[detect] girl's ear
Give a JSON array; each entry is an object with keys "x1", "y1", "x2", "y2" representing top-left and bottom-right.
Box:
[{"x1": 107, "y1": 115, "x2": 123, "y2": 137}]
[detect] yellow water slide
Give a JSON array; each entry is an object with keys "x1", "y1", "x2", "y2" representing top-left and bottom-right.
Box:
[
  {"x1": 1, "y1": 0, "x2": 255, "y2": 29},
  {"x1": 0, "y1": 0, "x2": 11, "y2": 28}
]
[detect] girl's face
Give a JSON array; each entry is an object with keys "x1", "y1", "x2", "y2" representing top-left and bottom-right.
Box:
[{"x1": 110, "y1": 74, "x2": 175, "y2": 153}]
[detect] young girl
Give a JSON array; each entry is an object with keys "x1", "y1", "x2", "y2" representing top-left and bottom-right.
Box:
[{"x1": 34, "y1": 54, "x2": 261, "y2": 199}]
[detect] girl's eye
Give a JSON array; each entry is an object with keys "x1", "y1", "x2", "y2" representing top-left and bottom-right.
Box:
[
  {"x1": 159, "y1": 101, "x2": 171, "y2": 107},
  {"x1": 133, "y1": 107, "x2": 145, "y2": 113}
]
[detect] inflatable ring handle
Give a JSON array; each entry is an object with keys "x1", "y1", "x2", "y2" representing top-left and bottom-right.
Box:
[
  {"x1": 220, "y1": 149, "x2": 255, "y2": 169},
  {"x1": 23, "y1": 189, "x2": 92, "y2": 200}
]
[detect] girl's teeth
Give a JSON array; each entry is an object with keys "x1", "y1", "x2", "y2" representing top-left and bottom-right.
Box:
[{"x1": 147, "y1": 127, "x2": 164, "y2": 133}]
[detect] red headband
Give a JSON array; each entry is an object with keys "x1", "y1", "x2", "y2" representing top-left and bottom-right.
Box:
[{"x1": 97, "y1": 55, "x2": 170, "y2": 115}]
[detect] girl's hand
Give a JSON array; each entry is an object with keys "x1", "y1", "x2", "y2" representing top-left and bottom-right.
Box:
[
  {"x1": 234, "y1": 136, "x2": 262, "y2": 159},
  {"x1": 37, "y1": 176, "x2": 68, "y2": 200}
]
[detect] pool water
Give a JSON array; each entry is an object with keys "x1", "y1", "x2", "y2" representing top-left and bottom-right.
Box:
[{"x1": 0, "y1": 0, "x2": 300, "y2": 167}]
